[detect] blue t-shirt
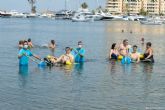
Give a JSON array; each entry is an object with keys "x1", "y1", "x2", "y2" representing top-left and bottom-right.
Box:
[
  {"x1": 72, "y1": 48, "x2": 85, "y2": 63},
  {"x1": 18, "y1": 48, "x2": 33, "y2": 65}
]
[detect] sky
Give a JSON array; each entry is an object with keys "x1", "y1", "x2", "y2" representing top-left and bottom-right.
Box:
[{"x1": 0, "y1": 0, "x2": 106, "y2": 12}]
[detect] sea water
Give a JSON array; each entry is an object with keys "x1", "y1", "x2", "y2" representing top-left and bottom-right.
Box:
[{"x1": 0, "y1": 18, "x2": 165, "y2": 110}]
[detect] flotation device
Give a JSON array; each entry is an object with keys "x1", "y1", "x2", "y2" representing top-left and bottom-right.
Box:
[
  {"x1": 121, "y1": 56, "x2": 131, "y2": 64},
  {"x1": 65, "y1": 61, "x2": 72, "y2": 65},
  {"x1": 140, "y1": 54, "x2": 144, "y2": 59},
  {"x1": 118, "y1": 55, "x2": 123, "y2": 60}
]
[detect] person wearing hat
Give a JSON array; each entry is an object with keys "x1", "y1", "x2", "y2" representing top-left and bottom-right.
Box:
[{"x1": 72, "y1": 41, "x2": 85, "y2": 63}]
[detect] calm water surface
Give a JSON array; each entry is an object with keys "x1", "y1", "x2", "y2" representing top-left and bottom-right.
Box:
[{"x1": 0, "y1": 18, "x2": 165, "y2": 110}]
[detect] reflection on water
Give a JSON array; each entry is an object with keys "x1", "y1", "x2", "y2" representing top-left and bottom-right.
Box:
[
  {"x1": 74, "y1": 63, "x2": 84, "y2": 74},
  {"x1": 18, "y1": 66, "x2": 29, "y2": 88},
  {"x1": 106, "y1": 21, "x2": 165, "y2": 35},
  {"x1": 143, "y1": 63, "x2": 153, "y2": 74}
]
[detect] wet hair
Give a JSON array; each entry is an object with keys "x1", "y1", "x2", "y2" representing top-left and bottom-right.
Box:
[
  {"x1": 111, "y1": 43, "x2": 116, "y2": 49},
  {"x1": 24, "y1": 40, "x2": 28, "y2": 45},
  {"x1": 146, "y1": 42, "x2": 152, "y2": 47},
  {"x1": 133, "y1": 45, "x2": 137, "y2": 48},
  {"x1": 65, "y1": 47, "x2": 71, "y2": 51},
  {"x1": 28, "y1": 38, "x2": 31, "y2": 42},
  {"x1": 123, "y1": 39, "x2": 128, "y2": 43},
  {"x1": 78, "y1": 41, "x2": 83, "y2": 45},
  {"x1": 19, "y1": 40, "x2": 24, "y2": 45},
  {"x1": 51, "y1": 40, "x2": 55, "y2": 45}
]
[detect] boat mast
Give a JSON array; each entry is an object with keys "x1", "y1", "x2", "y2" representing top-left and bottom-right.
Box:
[{"x1": 65, "y1": 0, "x2": 67, "y2": 10}]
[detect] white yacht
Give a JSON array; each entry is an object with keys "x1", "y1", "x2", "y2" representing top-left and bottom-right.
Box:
[
  {"x1": 26, "y1": 13, "x2": 38, "y2": 18},
  {"x1": 0, "y1": 11, "x2": 11, "y2": 18},
  {"x1": 97, "y1": 10, "x2": 123, "y2": 21},
  {"x1": 140, "y1": 18, "x2": 162, "y2": 25},
  {"x1": 10, "y1": 10, "x2": 26, "y2": 18},
  {"x1": 72, "y1": 12, "x2": 94, "y2": 22}
]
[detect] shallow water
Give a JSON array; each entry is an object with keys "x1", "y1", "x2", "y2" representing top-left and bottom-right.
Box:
[{"x1": 0, "y1": 18, "x2": 165, "y2": 110}]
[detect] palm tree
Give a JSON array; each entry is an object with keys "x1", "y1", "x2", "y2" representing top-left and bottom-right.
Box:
[
  {"x1": 81, "y1": 2, "x2": 88, "y2": 9},
  {"x1": 28, "y1": 0, "x2": 36, "y2": 13}
]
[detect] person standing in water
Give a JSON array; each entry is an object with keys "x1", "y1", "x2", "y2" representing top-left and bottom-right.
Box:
[
  {"x1": 130, "y1": 45, "x2": 140, "y2": 63},
  {"x1": 72, "y1": 41, "x2": 85, "y2": 63},
  {"x1": 141, "y1": 38, "x2": 144, "y2": 45},
  {"x1": 109, "y1": 43, "x2": 119, "y2": 60},
  {"x1": 28, "y1": 38, "x2": 33, "y2": 49},
  {"x1": 143, "y1": 42, "x2": 154, "y2": 63},
  {"x1": 49, "y1": 40, "x2": 56, "y2": 56},
  {"x1": 18, "y1": 41, "x2": 40, "y2": 66},
  {"x1": 118, "y1": 39, "x2": 132, "y2": 64}
]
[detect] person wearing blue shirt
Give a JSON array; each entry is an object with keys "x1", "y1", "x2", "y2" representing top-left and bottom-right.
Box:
[
  {"x1": 18, "y1": 41, "x2": 40, "y2": 66},
  {"x1": 72, "y1": 41, "x2": 85, "y2": 63}
]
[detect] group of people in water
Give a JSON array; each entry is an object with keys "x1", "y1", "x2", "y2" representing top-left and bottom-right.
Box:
[
  {"x1": 18, "y1": 37, "x2": 154, "y2": 67},
  {"x1": 109, "y1": 39, "x2": 154, "y2": 63},
  {"x1": 18, "y1": 39, "x2": 85, "y2": 66}
]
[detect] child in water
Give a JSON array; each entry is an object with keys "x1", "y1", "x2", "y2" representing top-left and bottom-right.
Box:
[{"x1": 130, "y1": 45, "x2": 140, "y2": 63}]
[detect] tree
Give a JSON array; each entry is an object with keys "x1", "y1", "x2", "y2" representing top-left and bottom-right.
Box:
[
  {"x1": 81, "y1": 2, "x2": 88, "y2": 9},
  {"x1": 139, "y1": 8, "x2": 148, "y2": 16},
  {"x1": 28, "y1": 0, "x2": 36, "y2": 13}
]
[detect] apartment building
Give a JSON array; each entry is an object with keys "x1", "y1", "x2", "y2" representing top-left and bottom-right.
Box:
[{"x1": 106, "y1": 0, "x2": 165, "y2": 15}]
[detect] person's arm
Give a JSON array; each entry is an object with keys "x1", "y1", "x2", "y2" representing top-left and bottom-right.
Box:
[
  {"x1": 78, "y1": 49, "x2": 85, "y2": 57},
  {"x1": 18, "y1": 50, "x2": 25, "y2": 59},
  {"x1": 33, "y1": 54, "x2": 41, "y2": 60},
  {"x1": 54, "y1": 55, "x2": 63, "y2": 63},
  {"x1": 109, "y1": 49, "x2": 112, "y2": 59},
  {"x1": 136, "y1": 54, "x2": 140, "y2": 63},
  {"x1": 69, "y1": 55, "x2": 74, "y2": 63}
]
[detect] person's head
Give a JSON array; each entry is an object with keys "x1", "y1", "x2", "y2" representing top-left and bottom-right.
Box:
[
  {"x1": 146, "y1": 42, "x2": 152, "y2": 49},
  {"x1": 123, "y1": 39, "x2": 128, "y2": 46},
  {"x1": 51, "y1": 40, "x2": 55, "y2": 45},
  {"x1": 65, "y1": 47, "x2": 71, "y2": 54},
  {"x1": 133, "y1": 45, "x2": 137, "y2": 52},
  {"x1": 141, "y1": 38, "x2": 144, "y2": 41},
  {"x1": 28, "y1": 38, "x2": 31, "y2": 42},
  {"x1": 78, "y1": 41, "x2": 83, "y2": 48},
  {"x1": 23, "y1": 41, "x2": 28, "y2": 49},
  {"x1": 111, "y1": 43, "x2": 116, "y2": 49},
  {"x1": 19, "y1": 40, "x2": 24, "y2": 45}
]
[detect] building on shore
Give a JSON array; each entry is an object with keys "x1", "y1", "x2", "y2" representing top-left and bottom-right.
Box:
[{"x1": 106, "y1": 0, "x2": 165, "y2": 15}]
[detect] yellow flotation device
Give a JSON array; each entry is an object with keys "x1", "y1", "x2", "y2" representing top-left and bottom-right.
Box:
[
  {"x1": 65, "y1": 61, "x2": 72, "y2": 65},
  {"x1": 140, "y1": 54, "x2": 144, "y2": 59},
  {"x1": 47, "y1": 55, "x2": 51, "y2": 59},
  {"x1": 118, "y1": 55, "x2": 123, "y2": 60}
]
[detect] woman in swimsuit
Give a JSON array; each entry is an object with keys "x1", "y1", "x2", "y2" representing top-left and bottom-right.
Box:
[
  {"x1": 109, "y1": 43, "x2": 119, "y2": 60},
  {"x1": 143, "y1": 42, "x2": 154, "y2": 63}
]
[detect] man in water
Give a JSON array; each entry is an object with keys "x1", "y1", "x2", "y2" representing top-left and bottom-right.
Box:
[
  {"x1": 55, "y1": 47, "x2": 74, "y2": 65},
  {"x1": 118, "y1": 39, "x2": 131, "y2": 56},
  {"x1": 119, "y1": 39, "x2": 132, "y2": 64},
  {"x1": 18, "y1": 41, "x2": 40, "y2": 66},
  {"x1": 27, "y1": 38, "x2": 33, "y2": 49},
  {"x1": 72, "y1": 41, "x2": 85, "y2": 63}
]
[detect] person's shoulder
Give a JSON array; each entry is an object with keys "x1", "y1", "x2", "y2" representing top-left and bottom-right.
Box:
[{"x1": 19, "y1": 48, "x2": 24, "y2": 52}]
